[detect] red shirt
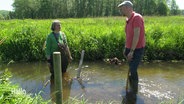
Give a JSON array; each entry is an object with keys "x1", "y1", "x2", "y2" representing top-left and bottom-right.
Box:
[{"x1": 125, "y1": 12, "x2": 145, "y2": 49}]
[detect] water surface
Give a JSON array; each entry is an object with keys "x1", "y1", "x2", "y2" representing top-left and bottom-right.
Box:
[{"x1": 0, "y1": 61, "x2": 184, "y2": 104}]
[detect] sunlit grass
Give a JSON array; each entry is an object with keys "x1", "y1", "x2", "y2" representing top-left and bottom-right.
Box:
[
  {"x1": 0, "y1": 69, "x2": 51, "y2": 104},
  {"x1": 0, "y1": 16, "x2": 184, "y2": 62}
]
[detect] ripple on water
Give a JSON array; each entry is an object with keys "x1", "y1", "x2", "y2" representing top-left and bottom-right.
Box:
[{"x1": 139, "y1": 78, "x2": 176, "y2": 100}]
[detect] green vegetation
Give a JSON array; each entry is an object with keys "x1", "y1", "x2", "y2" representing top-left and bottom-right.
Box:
[
  {"x1": 4, "y1": 0, "x2": 181, "y2": 19},
  {"x1": 0, "y1": 69, "x2": 50, "y2": 104},
  {"x1": 0, "y1": 16, "x2": 184, "y2": 63},
  {"x1": 0, "y1": 10, "x2": 10, "y2": 20}
]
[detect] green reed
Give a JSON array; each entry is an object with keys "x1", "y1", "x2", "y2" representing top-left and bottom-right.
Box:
[
  {"x1": 0, "y1": 16, "x2": 184, "y2": 62},
  {"x1": 0, "y1": 69, "x2": 51, "y2": 104}
]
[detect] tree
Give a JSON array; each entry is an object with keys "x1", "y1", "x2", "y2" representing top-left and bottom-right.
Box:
[
  {"x1": 0, "y1": 10, "x2": 10, "y2": 19},
  {"x1": 157, "y1": 1, "x2": 168, "y2": 15},
  {"x1": 170, "y1": 0, "x2": 180, "y2": 15},
  {"x1": 0, "y1": 14, "x2": 4, "y2": 20},
  {"x1": 104, "y1": 0, "x2": 111, "y2": 16},
  {"x1": 10, "y1": 0, "x2": 180, "y2": 19},
  {"x1": 13, "y1": 0, "x2": 40, "y2": 19},
  {"x1": 143, "y1": 0, "x2": 157, "y2": 15}
]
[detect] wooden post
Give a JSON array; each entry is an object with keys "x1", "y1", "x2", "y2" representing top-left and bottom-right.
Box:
[
  {"x1": 53, "y1": 52, "x2": 62, "y2": 104},
  {"x1": 77, "y1": 50, "x2": 85, "y2": 78}
]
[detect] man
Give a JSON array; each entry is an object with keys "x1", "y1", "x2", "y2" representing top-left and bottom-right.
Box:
[{"x1": 118, "y1": 1, "x2": 145, "y2": 94}]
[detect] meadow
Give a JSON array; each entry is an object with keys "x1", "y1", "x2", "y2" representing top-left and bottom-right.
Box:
[
  {"x1": 0, "y1": 16, "x2": 184, "y2": 63},
  {"x1": 1, "y1": 16, "x2": 184, "y2": 103}
]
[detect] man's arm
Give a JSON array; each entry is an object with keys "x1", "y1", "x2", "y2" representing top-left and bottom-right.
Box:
[
  {"x1": 127, "y1": 27, "x2": 140, "y2": 61},
  {"x1": 131, "y1": 27, "x2": 140, "y2": 51}
]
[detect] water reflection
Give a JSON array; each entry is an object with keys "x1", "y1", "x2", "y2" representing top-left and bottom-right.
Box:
[
  {"x1": 49, "y1": 72, "x2": 72, "y2": 103},
  {"x1": 122, "y1": 91, "x2": 137, "y2": 104},
  {"x1": 0, "y1": 61, "x2": 184, "y2": 104},
  {"x1": 49, "y1": 72, "x2": 86, "y2": 103}
]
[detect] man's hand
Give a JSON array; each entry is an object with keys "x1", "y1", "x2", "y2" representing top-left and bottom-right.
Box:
[
  {"x1": 123, "y1": 48, "x2": 126, "y2": 58},
  {"x1": 127, "y1": 51, "x2": 134, "y2": 61}
]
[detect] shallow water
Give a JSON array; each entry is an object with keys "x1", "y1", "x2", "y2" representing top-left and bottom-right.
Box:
[{"x1": 0, "y1": 61, "x2": 184, "y2": 104}]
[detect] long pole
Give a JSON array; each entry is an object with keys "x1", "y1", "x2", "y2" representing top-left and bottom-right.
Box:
[
  {"x1": 53, "y1": 52, "x2": 62, "y2": 104},
  {"x1": 77, "y1": 50, "x2": 85, "y2": 78},
  {"x1": 126, "y1": 69, "x2": 130, "y2": 92},
  {"x1": 0, "y1": 37, "x2": 6, "y2": 45}
]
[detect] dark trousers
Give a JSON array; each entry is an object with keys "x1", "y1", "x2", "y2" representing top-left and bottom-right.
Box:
[
  {"x1": 49, "y1": 51, "x2": 69, "y2": 75},
  {"x1": 125, "y1": 48, "x2": 144, "y2": 93}
]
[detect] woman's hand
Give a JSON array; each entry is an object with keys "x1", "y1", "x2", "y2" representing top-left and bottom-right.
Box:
[
  {"x1": 47, "y1": 58, "x2": 51, "y2": 69},
  {"x1": 68, "y1": 56, "x2": 73, "y2": 63}
]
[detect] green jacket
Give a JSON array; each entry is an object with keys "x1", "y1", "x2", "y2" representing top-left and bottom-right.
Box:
[{"x1": 45, "y1": 31, "x2": 67, "y2": 58}]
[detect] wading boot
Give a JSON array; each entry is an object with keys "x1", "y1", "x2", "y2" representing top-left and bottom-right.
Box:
[
  {"x1": 129, "y1": 76, "x2": 138, "y2": 94},
  {"x1": 131, "y1": 80, "x2": 138, "y2": 94}
]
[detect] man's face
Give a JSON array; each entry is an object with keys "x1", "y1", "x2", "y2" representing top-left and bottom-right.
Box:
[{"x1": 119, "y1": 6, "x2": 127, "y2": 16}]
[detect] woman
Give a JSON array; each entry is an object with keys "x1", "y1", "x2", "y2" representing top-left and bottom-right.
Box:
[{"x1": 45, "y1": 20, "x2": 72, "y2": 75}]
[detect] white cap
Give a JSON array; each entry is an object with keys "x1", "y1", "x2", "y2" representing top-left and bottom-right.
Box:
[{"x1": 118, "y1": 1, "x2": 133, "y2": 8}]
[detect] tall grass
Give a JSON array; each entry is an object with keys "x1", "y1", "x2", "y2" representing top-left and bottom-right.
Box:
[
  {"x1": 0, "y1": 69, "x2": 51, "y2": 104},
  {"x1": 144, "y1": 16, "x2": 184, "y2": 61},
  {"x1": 0, "y1": 16, "x2": 184, "y2": 62}
]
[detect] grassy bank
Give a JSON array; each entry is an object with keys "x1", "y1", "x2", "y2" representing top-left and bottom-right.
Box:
[
  {"x1": 0, "y1": 16, "x2": 184, "y2": 62},
  {"x1": 0, "y1": 69, "x2": 50, "y2": 104}
]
